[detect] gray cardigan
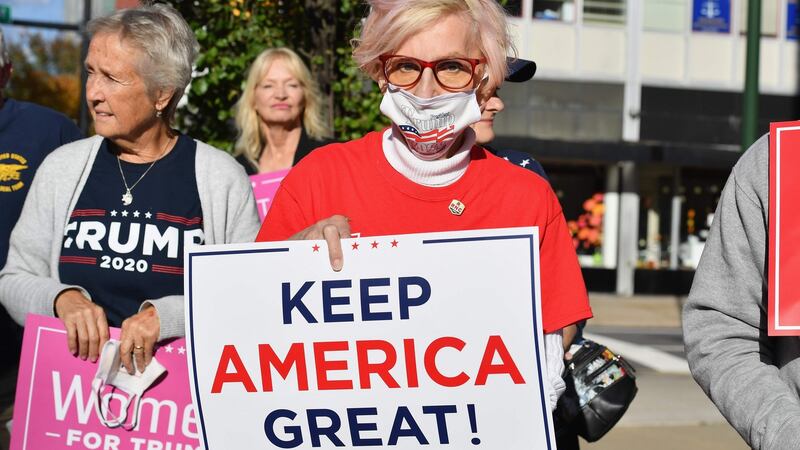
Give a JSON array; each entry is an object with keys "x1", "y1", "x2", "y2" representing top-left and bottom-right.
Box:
[
  {"x1": 0, "y1": 135, "x2": 260, "y2": 340},
  {"x1": 683, "y1": 134, "x2": 800, "y2": 450}
]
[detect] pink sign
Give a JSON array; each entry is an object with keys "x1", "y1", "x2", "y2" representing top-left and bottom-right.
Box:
[
  {"x1": 250, "y1": 169, "x2": 291, "y2": 221},
  {"x1": 11, "y1": 314, "x2": 200, "y2": 450}
]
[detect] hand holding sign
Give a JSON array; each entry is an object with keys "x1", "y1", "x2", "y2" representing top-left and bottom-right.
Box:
[
  {"x1": 288, "y1": 214, "x2": 351, "y2": 272},
  {"x1": 118, "y1": 305, "x2": 160, "y2": 374},
  {"x1": 54, "y1": 289, "x2": 109, "y2": 363}
]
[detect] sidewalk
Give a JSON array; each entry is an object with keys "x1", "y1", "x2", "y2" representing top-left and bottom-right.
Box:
[
  {"x1": 580, "y1": 293, "x2": 749, "y2": 450},
  {"x1": 585, "y1": 424, "x2": 747, "y2": 450},
  {"x1": 588, "y1": 293, "x2": 684, "y2": 328}
]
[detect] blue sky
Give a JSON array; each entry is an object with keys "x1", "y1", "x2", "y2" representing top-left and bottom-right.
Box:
[
  {"x1": 3, "y1": 0, "x2": 67, "y2": 23},
  {"x1": 1, "y1": 0, "x2": 75, "y2": 43}
]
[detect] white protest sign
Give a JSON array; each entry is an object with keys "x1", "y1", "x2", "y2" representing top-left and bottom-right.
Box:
[{"x1": 185, "y1": 227, "x2": 554, "y2": 449}]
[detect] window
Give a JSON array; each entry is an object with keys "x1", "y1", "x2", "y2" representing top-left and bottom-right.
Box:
[
  {"x1": 533, "y1": 0, "x2": 576, "y2": 22},
  {"x1": 739, "y1": 0, "x2": 779, "y2": 36},
  {"x1": 644, "y1": 0, "x2": 688, "y2": 32},
  {"x1": 584, "y1": 0, "x2": 626, "y2": 25}
]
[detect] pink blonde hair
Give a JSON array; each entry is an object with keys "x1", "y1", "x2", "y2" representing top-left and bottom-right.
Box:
[{"x1": 352, "y1": 0, "x2": 515, "y2": 93}]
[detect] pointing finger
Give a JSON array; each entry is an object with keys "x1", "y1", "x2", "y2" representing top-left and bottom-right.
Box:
[{"x1": 322, "y1": 224, "x2": 344, "y2": 271}]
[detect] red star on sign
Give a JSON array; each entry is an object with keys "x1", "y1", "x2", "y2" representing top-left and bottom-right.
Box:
[
  {"x1": 352, "y1": 242, "x2": 360, "y2": 250},
  {"x1": 371, "y1": 241, "x2": 379, "y2": 249},
  {"x1": 391, "y1": 240, "x2": 398, "y2": 247},
  {"x1": 312, "y1": 244, "x2": 320, "y2": 252}
]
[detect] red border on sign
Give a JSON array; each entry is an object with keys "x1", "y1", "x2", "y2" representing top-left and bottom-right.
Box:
[{"x1": 769, "y1": 121, "x2": 800, "y2": 335}]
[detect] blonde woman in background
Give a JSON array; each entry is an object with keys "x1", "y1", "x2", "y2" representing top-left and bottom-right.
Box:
[{"x1": 234, "y1": 47, "x2": 332, "y2": 175}]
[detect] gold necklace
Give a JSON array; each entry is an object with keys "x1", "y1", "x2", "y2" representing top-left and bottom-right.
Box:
[{"x1": 117, "y1": 136, "x2": 173, "y2": 206}]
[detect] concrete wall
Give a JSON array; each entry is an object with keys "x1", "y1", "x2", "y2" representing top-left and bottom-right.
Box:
[{"x1": 510, "y1": 0, "x2": 798, "y2": 95}]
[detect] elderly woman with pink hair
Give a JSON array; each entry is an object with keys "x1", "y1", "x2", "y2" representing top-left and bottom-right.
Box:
[{"x1": 258, "y1": 0, "x2": 592, "y2": 443}]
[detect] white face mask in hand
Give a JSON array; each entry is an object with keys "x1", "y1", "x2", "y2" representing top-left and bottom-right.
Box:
[
  {"x1": 91, "y1": 339, "x2": 167, "y2": 429},
  {"x1": 380, "y1": 83, "x2": 482, "y2": 161}
]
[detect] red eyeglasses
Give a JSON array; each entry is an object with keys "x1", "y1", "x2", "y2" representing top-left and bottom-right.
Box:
[{"x1": 379, "y1": 54, "x2": 486, "y2": 90}]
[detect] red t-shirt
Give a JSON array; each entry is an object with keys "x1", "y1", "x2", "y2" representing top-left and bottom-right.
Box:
[{"x1": 257, "y1": 130, "x2": 592, "y2": 332}]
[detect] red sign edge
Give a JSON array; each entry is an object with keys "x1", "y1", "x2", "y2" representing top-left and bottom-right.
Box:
[{"x1": 769, "y1": 121, "x2": 800, "y2": 335}]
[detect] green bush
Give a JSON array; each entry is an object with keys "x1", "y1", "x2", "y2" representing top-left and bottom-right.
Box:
[{"x1": 167, "y1": 0, "x2": 387, "y2": 151}]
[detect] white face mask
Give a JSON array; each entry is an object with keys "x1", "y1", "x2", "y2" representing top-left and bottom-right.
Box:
[
  {"x1": 380, "y1": 83, "x2": 482, "y2": 161},
  {"x1": 91, "y1": 340, "x2": 167, "y2": 429}
]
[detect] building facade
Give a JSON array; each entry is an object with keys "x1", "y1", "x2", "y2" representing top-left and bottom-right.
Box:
[{"x1": 495, "y1": 0, "x2": 799, "y2": 294}]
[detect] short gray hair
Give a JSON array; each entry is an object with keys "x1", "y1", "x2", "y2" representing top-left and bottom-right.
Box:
[
  {"x1": 88, "y1": 3, "x2": 198, "y2": 122},
  {"x1": 0, "y1": 27, "x2": 8, "y2": 68}
]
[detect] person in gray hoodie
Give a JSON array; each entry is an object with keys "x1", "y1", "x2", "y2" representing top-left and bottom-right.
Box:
[{"x1": 683, "y1": 133, "x2": 799, "y2": 449}]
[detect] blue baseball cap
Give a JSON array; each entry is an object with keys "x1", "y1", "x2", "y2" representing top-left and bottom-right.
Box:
[{"x1": 505, "y1": 57, "x2": 537, "y2": 82}]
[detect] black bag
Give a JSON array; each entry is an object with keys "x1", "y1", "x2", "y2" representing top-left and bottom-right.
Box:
[{"x1": 561, "y1": 340, "x2": 638, "y2": 442}]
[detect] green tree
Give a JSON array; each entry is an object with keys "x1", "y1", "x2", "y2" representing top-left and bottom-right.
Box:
[
  {"x1": 6, "y1": 33, "x2": 81, "y2": 121},
  {"x1": 167, "y1": 0, "x2": 387, "y2": 151}
]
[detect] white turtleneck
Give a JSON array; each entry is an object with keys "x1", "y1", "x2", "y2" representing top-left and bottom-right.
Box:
[
  {"x1": 382, "y1": 126, "x2": 475, "y2": 187},
  {"x1": 381, "y1": 124, "x2": 567, "y2": 411}
]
